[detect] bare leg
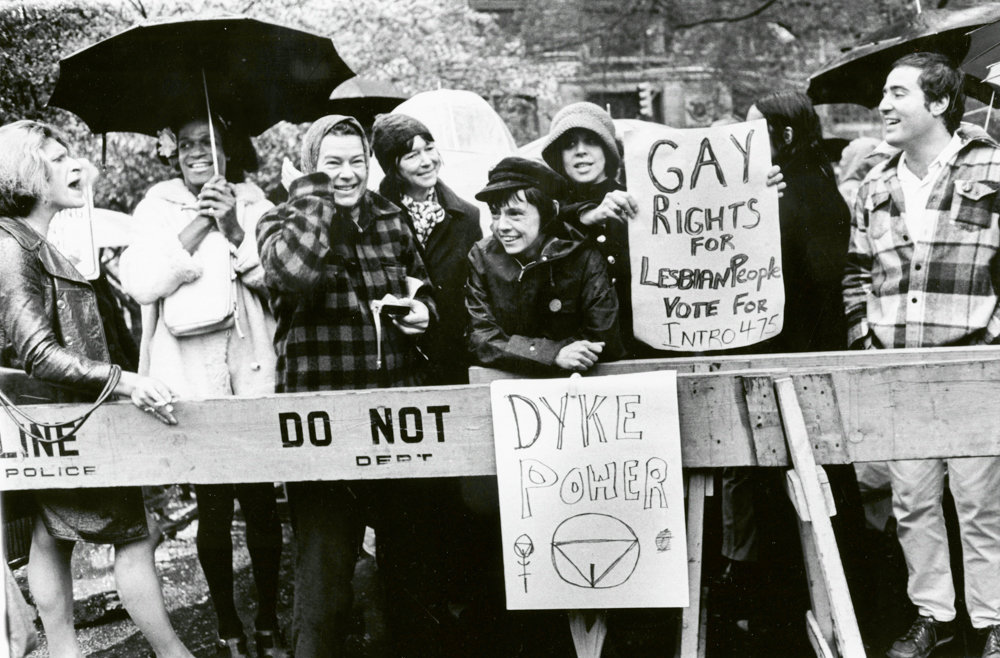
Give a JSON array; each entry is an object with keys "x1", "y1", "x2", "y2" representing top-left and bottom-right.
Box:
[
  {"x1": 27, "y1": 518, "x2": 82, "y2": 658},
  {"x1": 114, "y1": 513, "x2": 194, "y2": 658}
]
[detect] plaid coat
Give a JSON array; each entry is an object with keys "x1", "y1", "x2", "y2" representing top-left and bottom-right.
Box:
[
  {"x1": 843, "y1": 127, "x2": 1000, "y2": 349},
  {"x1": 256, "y1": 173, "x2": 435, "y2": 393}
]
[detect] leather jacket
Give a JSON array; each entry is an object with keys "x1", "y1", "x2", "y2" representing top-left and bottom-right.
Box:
[{"x1": 0, "y1": 216, "x2": 113, "y2": 401}]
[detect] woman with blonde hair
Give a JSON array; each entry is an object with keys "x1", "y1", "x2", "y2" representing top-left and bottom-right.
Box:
[{"x1": 0, "y1": 119, "x2": 193, "y2": 657}]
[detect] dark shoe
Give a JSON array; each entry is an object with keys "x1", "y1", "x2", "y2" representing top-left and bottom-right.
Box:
[
  {"x1": 255, "y1": 629, "x2": 289, "y2": 658},
  {"x1": 982, "y1": 625, "x2": 1000, "y2": 658},
  {"x1": 886, "y1": 616, "x2": 954, "y2": 658},
  {"x1": 215, "y1": 636, "x2": 250, "y2": 658}
]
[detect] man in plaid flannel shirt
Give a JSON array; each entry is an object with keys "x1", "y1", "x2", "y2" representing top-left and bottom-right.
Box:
[
  {"x1": 843, "y1": 53, "x2": 1000, "y2": 658},
  {"x1": 256, "y1": 115, "x2": 438, "y2": 657}
]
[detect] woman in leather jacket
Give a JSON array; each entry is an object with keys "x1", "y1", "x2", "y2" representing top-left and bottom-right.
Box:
[{"x1": 0, "y1": 120, "x2": 193, "y2": 657}]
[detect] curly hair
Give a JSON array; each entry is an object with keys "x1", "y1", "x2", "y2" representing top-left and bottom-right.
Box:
[
  {"x1": 0, "y1": 120, "x2": 72, "y2": 217},
  {"x1": 157, "y1": 113, "x2": 259, "y2": 183}
]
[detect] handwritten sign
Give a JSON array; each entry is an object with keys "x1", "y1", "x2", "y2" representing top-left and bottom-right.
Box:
[
  {"x1": 490, "y1": 372, "x2": 687, "y2": 610},
  {"x1": 625, "y1": 120, "x2": 783, "y2": 351}
]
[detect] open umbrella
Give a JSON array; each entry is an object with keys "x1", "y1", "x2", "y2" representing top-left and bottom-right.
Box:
[
  {"x1": 962, "y1": 19, "x2": 1000, "y2": 129},
  {"x1": 49, "y1": 15, "x2": 354, "y2": 137},
  {"x1": 807, "y1": 3, "x2": 1000, "y2": 107},
  {"x1": 327, "y1": 77, "x2": 408, "y2": 127}
]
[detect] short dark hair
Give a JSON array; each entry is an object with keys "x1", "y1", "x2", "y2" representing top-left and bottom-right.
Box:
[
  {"x1": 0, "y1": 120, "x2": 72, "y2": 217},
  {"x1": 327, "y1": 121, "x2": 364, "y2": 140},
  {"x1": 483, "y1": 187, "x2": 559, "y2": 232},
  {"x1": 159, "y1": 114, "x2": 259, "y2": 183},
  {"x1": 891, "y1": 52, "x2": 965, "y2": 133}
]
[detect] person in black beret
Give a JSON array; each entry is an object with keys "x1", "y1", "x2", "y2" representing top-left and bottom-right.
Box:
[{"x1": 466, "y1": 156, "x2": 624, "y2": 375}]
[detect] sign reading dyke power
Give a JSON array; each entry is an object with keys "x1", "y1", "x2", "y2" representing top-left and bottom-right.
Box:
[
  {"x1": 490, "y1": 371, "x2": 687, "y2": 610},
  {"x1": 625, "y1": 119, "x2": 783, "y2": 351}
]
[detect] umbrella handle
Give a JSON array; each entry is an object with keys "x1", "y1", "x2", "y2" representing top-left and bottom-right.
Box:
[{"x1": 202, "y1": 68, "x2": 220, "y2": 177}]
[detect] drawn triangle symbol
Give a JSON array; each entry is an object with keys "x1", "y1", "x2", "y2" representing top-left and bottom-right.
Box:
[{"x1": 553, "y1": 539, "x2": 638, "y2": 587}]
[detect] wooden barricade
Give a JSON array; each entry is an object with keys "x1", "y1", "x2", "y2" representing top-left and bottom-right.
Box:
[{"x1": 4, "y1": 346, "x2": 1000, "y2": 656}]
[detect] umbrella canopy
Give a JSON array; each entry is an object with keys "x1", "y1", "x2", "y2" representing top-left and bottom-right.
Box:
[
  {"x1": 366, "y1": 89, "x2": 518, "y2": 235},
  {"x1": 327, "y1": 76, "x2": 407, "y2": 126},
  {"x1": 807, "y1": 3, "x2": 1000, "y2": 108},
  {"x1": 963, "y1": 20, "x2": 1000, "y2": 86},
  {"x1": 49, "y1": 15, "x2": 354, "y2": 136}
]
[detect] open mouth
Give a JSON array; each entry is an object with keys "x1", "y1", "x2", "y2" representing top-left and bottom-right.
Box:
[
  {"x1": 186, "y1": 161, "x2": 212, "y2": 172},
  {"x1": 67, "y1": 179, "x2": 82, "y2": 191}
]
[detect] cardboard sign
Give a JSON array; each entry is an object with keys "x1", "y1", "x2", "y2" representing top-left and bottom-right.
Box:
[
  {"x1": 625, "y1": 120, "x2": 783, "y2": 351},
  {"x1": 490, "y1": 372, "x2": 687, "y2": 610}
]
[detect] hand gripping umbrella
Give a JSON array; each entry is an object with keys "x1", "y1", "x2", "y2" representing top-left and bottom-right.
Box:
[
  {"x1": 49, "y1": 14, "x2": 355, "y2": 173},
  {"x1": 807, "y1": 3, "x2": 1000, "y2": 108}
]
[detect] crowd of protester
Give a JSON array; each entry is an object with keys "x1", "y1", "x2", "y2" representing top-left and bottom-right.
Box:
[{"x1": 1, "y1": 50, "x2": 999, "y2": 658}]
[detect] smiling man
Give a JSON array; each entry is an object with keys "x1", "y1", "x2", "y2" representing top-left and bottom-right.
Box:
[
  {"x1": 843, "y1": 53, "x2": 1000, "y2": 658},
  {"x1": 256, "y1": 115, "x2": 436, "y2": 657}
]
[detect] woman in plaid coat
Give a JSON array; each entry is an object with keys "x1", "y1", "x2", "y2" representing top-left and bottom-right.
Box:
[{"x1": 256, "y1": 115, "x2": 439, "y2": 657}]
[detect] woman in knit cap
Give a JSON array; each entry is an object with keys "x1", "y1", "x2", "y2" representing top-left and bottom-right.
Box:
[
  {"x1": 540, "y1": 102, "x2": 639, "y2": 353},
  {"x1": 371, "y1": 112, "x2": 482, "y2": 385}
]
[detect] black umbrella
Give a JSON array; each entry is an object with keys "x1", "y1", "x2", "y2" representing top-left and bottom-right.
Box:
[
  {"x1": 807, "y1": 3, "x2": 1000, "y2": 108},
  {"x1": 49, "y1": 15, "x2": 355, "y2": 137},
  {"x1": 327, "y1": 77, "x2": 408, "y2": 127}
]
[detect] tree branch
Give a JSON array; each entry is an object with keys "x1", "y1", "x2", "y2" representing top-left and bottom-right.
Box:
[{"x1": 671, "y1": 0, "x2": 779, "y2": 29}]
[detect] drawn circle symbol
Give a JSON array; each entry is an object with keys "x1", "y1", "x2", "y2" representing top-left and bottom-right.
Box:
[{"x1": 551, "y1": 513, "x2": 639, "y2": 589}]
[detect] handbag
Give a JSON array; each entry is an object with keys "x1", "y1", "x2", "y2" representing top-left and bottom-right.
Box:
[{"x1": 162, "y1": 231, "x2": 236, "y2": 337}]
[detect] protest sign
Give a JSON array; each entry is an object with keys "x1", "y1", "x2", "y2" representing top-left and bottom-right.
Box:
[
  {"x1": 490, "y1": 371, "x2": 687, "y2": 610},
  {"x1": 624, "y1": 120, "x2": 783, "y2": 351}
]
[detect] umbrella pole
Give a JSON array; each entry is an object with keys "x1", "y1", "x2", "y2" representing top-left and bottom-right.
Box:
[
  {"x1": 987, "y1": 90, "x2": 995, "y2": 133},
  {"x1": 201, "y1": 68, "x2": 220, "y2": 176}
]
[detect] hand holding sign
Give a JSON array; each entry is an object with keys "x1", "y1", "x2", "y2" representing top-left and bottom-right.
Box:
[
  {"x1": 555, "y1": 340, "x2": 604, "y2": 372},
  {"x1": 625, "y1": 119, "x2": 783, "y2": 351},
  {"x1": 580, "y1": 190, "x2": 639, "y2": 226}
]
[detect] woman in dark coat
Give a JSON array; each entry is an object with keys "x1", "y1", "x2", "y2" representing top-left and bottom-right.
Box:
[
  {"x1": 372, "y1": 113, "x2": 483, "y2": 385},
  {"x1": 0, "y1": 120, "x2": 193, "y2": 658},
  {"x1": 718, "y1": 92, "x2": 865, "y2": 655}
]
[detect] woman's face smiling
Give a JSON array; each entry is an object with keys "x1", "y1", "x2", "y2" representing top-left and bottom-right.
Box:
[
  {"x1": 316, "y1": 133, "x2": 368, "y2": 209},
  {"x1": 397, "y1": 135, "x2": 441, "y2": 197},
  {"x1": 177, "y1": 120, "x2": 226, "y2": 192},
  {"x1": 491, "y1": 190, "x2": 543, "y2": 257},
  {"x1": 41, "y1": 139, "x2": 85, "y2": 212},
  {"x1": 560, "y1": 128, "x2": 607, "y2": 185}
]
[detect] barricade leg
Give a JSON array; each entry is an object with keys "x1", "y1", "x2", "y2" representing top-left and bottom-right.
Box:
[
  {"x1": 773, "y1": 378, "x2": 865, "y2": 658},
  {"x1": 675, "y1": 470, "x2": 710, "y2": 658}
]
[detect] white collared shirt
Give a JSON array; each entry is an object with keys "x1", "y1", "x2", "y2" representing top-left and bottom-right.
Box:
[{"x1": 897, "y1": 132, "x2": 964, "y2": 242}]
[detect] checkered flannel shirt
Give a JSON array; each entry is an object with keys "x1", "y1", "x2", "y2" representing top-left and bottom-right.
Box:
[
  {"x1": 843, "y1": 127, "x2": 1000, "y2": 349},
  {"x1": 256, "y1": 173, "x2": 435, "y2": 393}
]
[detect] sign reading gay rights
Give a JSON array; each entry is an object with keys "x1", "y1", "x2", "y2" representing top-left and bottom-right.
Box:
[
  {"x1": 624, "y1": 119, "x2": 783, "y2": 351},
  {"x1": 490, "y1": 371, "x2": 687, "y2": 609}
]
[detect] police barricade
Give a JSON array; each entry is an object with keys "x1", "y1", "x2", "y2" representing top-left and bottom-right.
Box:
[{"x1": 4, "y1": 346, "x2": 1000, "y2": 657}]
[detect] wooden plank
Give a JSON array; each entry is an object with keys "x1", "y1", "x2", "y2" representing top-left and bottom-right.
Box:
[
  {"x1": 4, "y1": 359, "x2": 1000, "y2": 490},
  {"x1": 676, "y1": 471, "x2": 708, "y2": 658},
  {"x1": 805, "y1": 610, "x2": 837, "y2": 658},
  {"x1": 786, "y1": 470, "x2": 836, "y2": 651},
  {"x1": 741, "y1": 376, "x2": 787, "y2": 466},
  {"x1": 468, "y1": 345, "x2": 1000, "y2": 384},
  {"x1": 774, "y1": 378, "x2": 865, "y2": 658}
]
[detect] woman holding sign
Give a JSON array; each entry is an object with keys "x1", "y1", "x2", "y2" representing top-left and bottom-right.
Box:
[{"x1": 717, "y1": 91, "x2": 864, "y2": 654}]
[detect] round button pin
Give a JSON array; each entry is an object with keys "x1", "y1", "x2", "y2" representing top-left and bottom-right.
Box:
[{"x1": 549, "y1": 299, "x2": 562, "y2": 312}]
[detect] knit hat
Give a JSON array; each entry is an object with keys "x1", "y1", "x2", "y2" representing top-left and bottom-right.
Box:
[
  {"x1": 300, "y1": 115, "x2": 369, "y2": 174},
  {"x1": 475, "y1": 156, "x2": 568, "y2": 202},
  {"x1": 540, "y1": 102, "x2": 620, "y2": 179},
  {"x1": 371, "y1": 113, "x2": 434, "y2": 177}
]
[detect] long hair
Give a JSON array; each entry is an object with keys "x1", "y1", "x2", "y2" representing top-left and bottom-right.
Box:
[
  {"x1": 0, "y1": 120, "x2": 71, "y2": 217},
  {"x1": 753, "y1": 91, "x2": 833, "y2": 176}
]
